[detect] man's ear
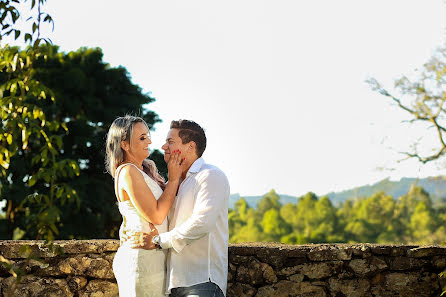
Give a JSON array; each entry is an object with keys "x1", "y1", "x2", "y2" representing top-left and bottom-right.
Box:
[{"x1": 188, "y1": 141, "x2": 196, "y2": 153}]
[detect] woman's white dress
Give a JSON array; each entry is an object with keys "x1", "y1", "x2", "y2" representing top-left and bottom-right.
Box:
[{"x1": 112, "y1": 164, "x2": 168, "y2": 297}]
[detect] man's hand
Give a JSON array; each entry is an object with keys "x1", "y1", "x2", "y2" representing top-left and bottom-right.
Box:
[{"x1": 121, "y1": 223, "x2": 159, "y2": 250}]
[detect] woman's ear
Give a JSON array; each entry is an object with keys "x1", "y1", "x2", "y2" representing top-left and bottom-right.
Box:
[{"x1": 121, "y1": 141, "x2": 129, "y2": 152}]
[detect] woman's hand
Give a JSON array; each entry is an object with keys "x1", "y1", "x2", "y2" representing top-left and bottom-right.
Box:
[
  {"x1": 167, "y1": 149, "x2": 184, "y2": 182},
  {"x1": 124, "y1": 223, "x2": 160, "y2": 250}
]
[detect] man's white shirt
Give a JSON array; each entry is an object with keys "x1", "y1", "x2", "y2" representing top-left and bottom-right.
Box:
[{"x1": 158, "y1": 157, "x2": 230, "y2": 295}]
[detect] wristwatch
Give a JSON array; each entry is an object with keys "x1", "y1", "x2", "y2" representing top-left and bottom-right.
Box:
[{"x1": 152, "y1": 235, "x2": 161, "y2": 249}]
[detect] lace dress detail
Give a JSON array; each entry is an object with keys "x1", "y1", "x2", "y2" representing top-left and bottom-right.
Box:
[{"x1": 112, "y1": 164, "x2": 168, "y2": 297}]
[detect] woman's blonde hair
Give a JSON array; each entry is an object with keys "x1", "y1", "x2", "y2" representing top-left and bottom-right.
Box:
[{"x1": 105, "y1": 115, "x2": 165, "y2": 189}]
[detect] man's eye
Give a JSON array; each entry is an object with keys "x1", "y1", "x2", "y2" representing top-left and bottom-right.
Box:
[{"x1": 140, "y1": 137, "x2": 146, "y2": 140}]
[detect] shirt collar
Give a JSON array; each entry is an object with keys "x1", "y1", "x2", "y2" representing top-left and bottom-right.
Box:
[{"x1": 187, "y1": 157, "x2": 204, "y2": 176}]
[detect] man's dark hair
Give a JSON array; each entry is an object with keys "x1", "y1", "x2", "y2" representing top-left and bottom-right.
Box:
[{"x1": 170, "y1": 119, "x2": 206, "y2": 157}]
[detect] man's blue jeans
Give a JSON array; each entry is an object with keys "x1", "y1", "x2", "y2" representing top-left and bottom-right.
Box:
[{"x1": 170, "y1": 281, "x2": 225, "y2": 297}]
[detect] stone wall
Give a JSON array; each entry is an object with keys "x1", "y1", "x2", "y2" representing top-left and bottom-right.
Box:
[{"x1": 0, "y1": 240, "x2": 445, "y2": 296}]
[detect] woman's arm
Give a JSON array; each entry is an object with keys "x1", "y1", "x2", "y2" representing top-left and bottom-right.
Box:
[{"x1": 118, "y1": 151, "x2": 183, "y2": 225}]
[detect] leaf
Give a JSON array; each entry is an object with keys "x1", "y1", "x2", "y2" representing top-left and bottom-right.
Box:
[
  {"x1": 49, "y1": 223, "x2": 59, "y2": 235},
  {"x1": 22, "y1": 128, "x2": 30, "y2": 149},
  {"x1": 6, "y1": 134, "x2": 12, "y2": 145},
  {"x1": 43, "y1": 172, "x2": 51, "y2": 183},
  {"x1": 24, "y1": 33, "x2": 32, "y2": 44},
  {"x1": 14, "y1": 30, "x2": 20, "y2": 40},
  {"x1": 19, "y1": 245, "x2": 32, "y2": 258},
  {"x1": 0, "y1": 154, "x2": 10, "y2": 169},
  {"x1": 61, "y1": 123, "x2": 68, "y2": 132},
  {"x1": 56, "y1": 187, "x2": 64, "y2": 198},
  {"x1": 55, "y1": 136, "x2": 62, "y2": 149},
  {"x1": 31, "y1": 155, "x2": 40, "y2": 165},
  {"x1": 33, "y1": 38, "x2": 41, "y2": 48},
  {"x1": 28, "y1": 175, "x2": 37, "y2": 187},
  {"x1": 33, "y1": 108, "x2": 40, "y2": 119},
  {"x1": 9, "y1": 83, "x2": 16, "y2": 95}
]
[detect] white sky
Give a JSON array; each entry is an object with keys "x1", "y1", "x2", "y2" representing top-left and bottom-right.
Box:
[{"x1": 9, "y1": 0, "x2": 446, "y2": 196}]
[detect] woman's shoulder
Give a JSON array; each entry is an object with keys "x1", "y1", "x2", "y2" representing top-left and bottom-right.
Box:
[{"x1": 117, "y1": 163, "x2": 144, "y2": 180}]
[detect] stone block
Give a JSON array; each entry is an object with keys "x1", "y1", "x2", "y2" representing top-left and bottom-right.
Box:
[
  {"x1": 255, "y1": 280, "x2": 300, "y2": 297},
  {"x1": 261, "y1": 263, "x2": 277, "y2": 284},
  {"x1": 288, "y1": 273, "x2": 304, "y2": 283},
  {"x1": 79, "y1": 279, "x2": 118, "y2": 297},
  {"x1": 229, "y1": 254, "x2": 249, "y2": 265},
  {"x1": 308, "y1": 245, "x2": 352, "y2": 261},
  {"x1": 286, "y1": 247, "x2": 310, "y2": 258},
  {"x1": 297, "y1": 261, "x2": 343, "y2": 280},
  {"x1": 299, "y1": 282, "x2": 326, "y2": 297},
  {"x1": 229, "y1": 244, "x2": 259, "y2": 256},
  {"x1": 85, "y1": 258, "x2": 115, "y2": 279},
  {"x1": 2, "y1": 275, "x2": 73, "y2": 297},
  {"x1": 228, "y1": 282, "x2": 256, "y2": 297},
  {"x1": 408, "y1": 246, "x2": 446, "y2": 258},
  {"x1": 348, "y1": 257, "x2": 387, "y2": 277},
  {"x1": 433, "y1": 255, "x2": 446, "y2": 269},
  {"x1": 389, "y1": 257, "x2": 429, "y2": 271},
  {"x1": 256, "y1": 280, "x2": 326, "y2": 297},
  {"x1": 370, "y1": 246, "x2": 392, "y2": 255},
  {"x1": 257, "y1": 248, "x2": 284, "y2": 269},
  {"x1": 390, "y1": 246, "x2": 414, "y2": 257},
  {"x1": 236, "y1": 258, "x2": 264, "y2": 286},
  {"x1": 329, "y1": 278, "x2": 372, "y2": 297},
  {"x1": 58, "y1": 255, "x2": 92, "y2": 275},
  {"x1": 67, "y1": 276, "x2": 88, "y2": 292},
  {"x1": 371, "y1": 272, "x2": 441, "y2": 297},
  {"x1": 277, "y1": 265, "x2": 300, "y2": 277},
  {"x1": 350, "y1": 244, "x2": 372, "y2": 257},
  {"x1": 281, "y1": 257, "x2": 308, "y2": 267}
]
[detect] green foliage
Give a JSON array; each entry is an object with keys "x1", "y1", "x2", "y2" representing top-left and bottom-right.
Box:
[
  {"x1": 0, "y1": 45, "x2": 162, "y2": 239},
  {"x1": 229, "y1": 186, "x2": 446, "y2": 245},
  {"x1": 0, "y1": 0, "x2": 81, "y2": 242}
]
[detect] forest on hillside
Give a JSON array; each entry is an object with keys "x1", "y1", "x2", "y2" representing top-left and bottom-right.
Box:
[{"x1": 229, "y1": 186, "x2": 446, "y2": 244}]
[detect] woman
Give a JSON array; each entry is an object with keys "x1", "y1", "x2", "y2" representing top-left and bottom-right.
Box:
[{"x1": 105, "y1": 115, "x2": 183, "y2": 297}]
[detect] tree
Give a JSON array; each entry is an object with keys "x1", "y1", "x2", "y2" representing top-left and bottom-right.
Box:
[
  {"x1": 256, "y1": 189, "x2": 281, "y2": 220},
  {"x1": 261, "y1": 208, "x2": 291, "y2": 242},
  {"x1": 367, "y1": 45, "x2": 446, "y2": 164},
  {"x1": 0, "y1": 45, "x2": 162, "y2": 239},
  {"x1": 345, "y1": 192, "x2": 395, "y2": 243},
  {"x1": 0, "y1": 0, "x2": 81, "y2": 241}
]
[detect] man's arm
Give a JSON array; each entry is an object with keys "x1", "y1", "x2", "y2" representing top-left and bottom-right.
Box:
[{"x1": 159, "y1": 169, "x2": 229, "y2": 253}]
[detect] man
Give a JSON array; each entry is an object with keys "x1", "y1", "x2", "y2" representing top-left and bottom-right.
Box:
[{"x1": 139, "y1": 119, "x2": 230, "y2": 297}]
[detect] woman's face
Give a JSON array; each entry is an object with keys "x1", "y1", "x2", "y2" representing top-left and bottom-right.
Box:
[{"x1": 125, "y1": 122, "x2": 151, "y2": 162}]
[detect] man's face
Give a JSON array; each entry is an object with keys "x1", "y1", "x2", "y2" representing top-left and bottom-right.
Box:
[{"x1": 161, "y1": 129, "x2": 187, "y2": 163}]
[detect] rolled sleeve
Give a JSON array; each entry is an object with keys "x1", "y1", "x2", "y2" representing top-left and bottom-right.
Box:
[{"x1": 162, "y1": 169, "x2": 229, "y2": 253}]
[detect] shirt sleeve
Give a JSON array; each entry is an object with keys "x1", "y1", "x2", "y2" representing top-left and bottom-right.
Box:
[{"x1": 158, "y1": 169, "x2": 229, "y2": 253}]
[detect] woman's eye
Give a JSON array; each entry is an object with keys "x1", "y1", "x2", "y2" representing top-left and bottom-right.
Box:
[{"x1": 140, "y1": 137, "x2": 146, "y2": 140}]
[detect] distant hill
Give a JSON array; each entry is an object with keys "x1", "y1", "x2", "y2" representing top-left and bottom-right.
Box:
[
  {"x1": 229, "y1": 193, "x2": 298, "y2": 209},
  {"x1": 230, "y1": 176, "x2": 446, "y2": 209},
  {"x1": 325, "y1": 176, "x2": 446, "y2": 206}
]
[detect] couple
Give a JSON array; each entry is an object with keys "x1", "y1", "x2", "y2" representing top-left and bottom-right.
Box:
[{"x1": 105, "y1": 115, "x2": 230, "y2": 297}]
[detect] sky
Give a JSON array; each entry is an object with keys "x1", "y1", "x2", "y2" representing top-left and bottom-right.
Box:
[{"x1": 8, "y1": 0, "x2": 446, "y2": 197}]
